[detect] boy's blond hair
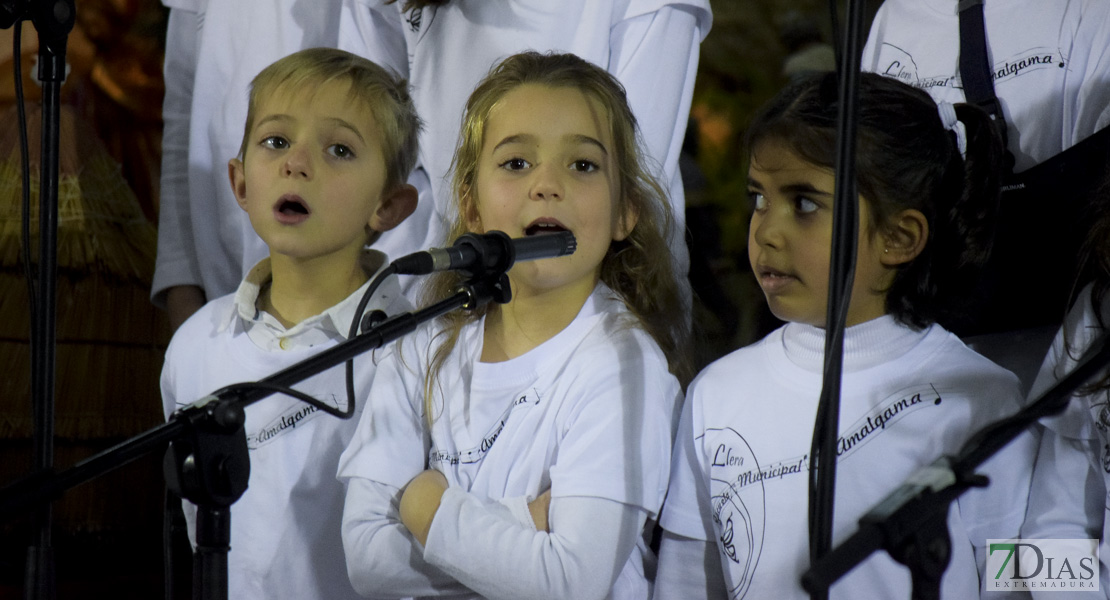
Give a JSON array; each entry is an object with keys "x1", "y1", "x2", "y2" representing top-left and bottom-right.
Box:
[{"x1": 238, "y1": 47, "x2": 421, "y2": 196}]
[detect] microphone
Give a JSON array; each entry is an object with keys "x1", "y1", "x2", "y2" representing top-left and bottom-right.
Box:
[{"x1": 391, "y1": 230, "x2": 577, "y2": 276}]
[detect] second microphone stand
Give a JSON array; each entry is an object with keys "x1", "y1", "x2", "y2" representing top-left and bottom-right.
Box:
[{"x1": 802, "y1": 329, "x2": 1110, "y2": 599}]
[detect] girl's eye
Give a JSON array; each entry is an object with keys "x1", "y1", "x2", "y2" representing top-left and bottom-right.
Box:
[
  {"x1": 795, "y1": 197, "x2": 819, "y2": 214},
  {"x1": 328, "y1": 144, "x2": 355, "y2": 159},
  {"x1": 499, "y1": 157, "x2": 531, "y2": 171},
  {"x1": 571, "y1": 159, "x2": 598, "y2": 173},
  {"x1": 261, "y1": 136, "x2": 289, "y2": 150},
  {"x1": 747, "y1": 191, "x2": 767, "y2": 212}
]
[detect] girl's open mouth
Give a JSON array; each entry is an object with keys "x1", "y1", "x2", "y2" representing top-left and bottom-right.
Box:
[{"x1": 525, "y1": 219, "x2": 568, "y2": 236}]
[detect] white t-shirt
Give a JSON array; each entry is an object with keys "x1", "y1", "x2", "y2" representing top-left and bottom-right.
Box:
[
  {"x1": 660, "y1": 315, "x2": 1036, "y2": 599},
  {"x1": 1022, "y1": 283, "x2": 1110, "y2": 598},
  {"x1": 154, "y1": 0, "x2": 430, "y2": 305},
  {"x1": 160, "y1": 250, "x2": 411, "y2": 600},
  {"x1": 339, "y1": 0, "x2": 713, "y2": 276},
  {"x1": 861, "y1": 0, "x2": 1110, "y2": 172},
  {"x1": 338, "y1": 283, "x2": 682, "y2": 599}
]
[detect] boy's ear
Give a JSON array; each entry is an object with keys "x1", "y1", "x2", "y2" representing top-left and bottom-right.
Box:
[
  {"x1": 369, "y1": 183, "x2": 418, "y2": 233},
  {"x1": 228, "y1": 158, "x2": 248, "y2": 210},
  {"x1": 880, "y1": 208, "x2": 929, "y2": 267}
]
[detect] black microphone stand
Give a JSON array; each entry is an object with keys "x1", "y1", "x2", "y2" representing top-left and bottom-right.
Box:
[
  {"x1": 802, "y1": 330, "x2": 1110, "y2": 599},
  {"x1": 807, "y1": 2, "x2": 866, "y2": 599},
  {"x1": 1, "y1": 2, "x2": 76, "y2": 599},
  {"x1": 0, "y1": 266, "x2": 513, "y2": 600}
]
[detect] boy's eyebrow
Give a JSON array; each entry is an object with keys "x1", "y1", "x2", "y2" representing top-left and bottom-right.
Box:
[
  {"x1": 321, "y1": 117, "x2": 367, "y2": 145},
  {"x1": 255, "y1": 114, "x2": 292, "y2": 131},
  {"x1": 253, "y1": 114, "x2": 367, "y2": 145},
  {"x1": 491, "y1": 133, "x2": 608, "y2": 155}
]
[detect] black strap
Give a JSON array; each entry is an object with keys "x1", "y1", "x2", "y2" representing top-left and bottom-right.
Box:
[
  {"x1": 954, "y1": 124, "x2": 1110, "y2": 336},
  {"x1": 957, "y1": 1, "x2": 997, "y2": 112},
  {"x1": 957, "y1": 0, "x2": 1013, "y2": 167}
]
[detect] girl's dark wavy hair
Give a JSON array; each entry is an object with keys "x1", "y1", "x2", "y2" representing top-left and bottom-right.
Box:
[
  {"x1": 1087, "y1": 199, "x2": 1110, "y2": 320},
  {"x1": 745, "y1": 72, "x2": 1006, "y2": 329},
  {"x1": 1070, "y1": 174, "x2": 1110, "y2": 393}
]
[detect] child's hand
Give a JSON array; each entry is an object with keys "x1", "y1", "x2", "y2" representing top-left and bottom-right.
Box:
[
  {"x1": 399, "y1": 469, "x2": 449, "y2": 546},
  {"x1": 528, "y1": 489, "x2": 552, "y2": 532}
]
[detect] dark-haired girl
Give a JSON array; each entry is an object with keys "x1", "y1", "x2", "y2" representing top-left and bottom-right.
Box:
[
  {"x1": 655, "y1": 72, "x2": 1038, "y2": 599},
  {"x1": 1021, "y1": 190, "x2": 1110, "y2": 598}
]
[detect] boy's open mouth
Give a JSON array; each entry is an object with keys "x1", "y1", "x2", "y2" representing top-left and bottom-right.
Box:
[
  {"x1": 274, "y1": 195, "x2": 311, "y2": 224},
  {"x1": 278, "y1": 198, "x2": 309, "y2": 216}
]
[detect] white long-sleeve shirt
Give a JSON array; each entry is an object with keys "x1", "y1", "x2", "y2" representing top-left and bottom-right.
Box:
[
  {"x1": 659, "y1": 316, "x2": 1037, "y2": 599},
  {"x1": 338, "y1": 284, "x2": 682, "y2": 599}
]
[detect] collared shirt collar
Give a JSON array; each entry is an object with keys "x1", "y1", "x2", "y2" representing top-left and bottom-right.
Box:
[{"x1": 219, "y1": 250, "x2": 401, "y2": 352}]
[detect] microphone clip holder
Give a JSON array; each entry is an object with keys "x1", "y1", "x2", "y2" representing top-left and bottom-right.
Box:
[
  {"x1": 453, "y1": 231, "x2": 515, "y2": 279},
  {"x1": 448, "y1": 231, "x2": 516, "y2": 309},
  {"x1": 163, "y1": 393, "x2": 251, "y2": 600},
  {"x1": 458, "y1": 270, "x2": 512, "y2": 309},
  {"x1": 163, "y1": 395, "x2": 250, "y2": 510}
]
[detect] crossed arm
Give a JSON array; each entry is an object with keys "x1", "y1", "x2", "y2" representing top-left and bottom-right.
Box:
[
  {"x1": 343, "y1": 473, "x2": 648, "y2": 600},
  {"x1": 399, "y1": 469, "x2": 551, "y2": 544}
]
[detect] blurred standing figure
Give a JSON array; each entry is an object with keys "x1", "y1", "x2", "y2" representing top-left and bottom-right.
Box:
[
  {"x1": 863, "y1": 0, "x2": 1110, "y2": 172},
  {"x1": 780, "y1": 12, "x2": 836, "y2": 82},
  {"x1": 861, "y1": 0, "x2": 1110, "y2": 387}
]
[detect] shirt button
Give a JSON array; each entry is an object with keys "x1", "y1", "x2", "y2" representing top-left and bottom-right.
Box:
[{"x1": 279, "y1": 338, "x2": 290, "y2": 350}]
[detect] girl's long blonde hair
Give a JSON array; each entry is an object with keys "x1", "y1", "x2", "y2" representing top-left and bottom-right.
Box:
[{"x1": 419, "y1": 51, "x2": 692, "y2": 420}]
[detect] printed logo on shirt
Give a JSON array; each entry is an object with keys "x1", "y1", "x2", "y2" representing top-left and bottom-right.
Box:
[
  {"x1": 987, "y1": 538, "x2": 1099, "y2": 592},
  {"x1": 988, "y1": 48, "x2": 1066, "y2": 84},
  {"x1": 405, "y1": 9, "x2": 422, "y2": 32},
  {"x1": 1086, "y1": 398, "x2": 1110, "y2": 473},
  {"x1": 836, "y1": 384, "x2": 943, "y2": 460},
  {"x1": 705, "y1": 427, "x2": 764, "y2": 600},
  {"x1": 874, "y1": 43, "x2": 1068, "y2": 92},
  {"x1": 427, "y1": 388, "x2": 542, "y2": 467},
  {"x1": 702, "y1": 383, "x2": 945, "y2": 598},
  {"x1": 246, "y1": 395, "x2": 340, "y2": 449},
  {"x1": 713, "y1": 385, "x2": 945, "y2": 493},
  {"x1": 1093, "y1": 398, "x2": 1110, "y2": 432}
]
